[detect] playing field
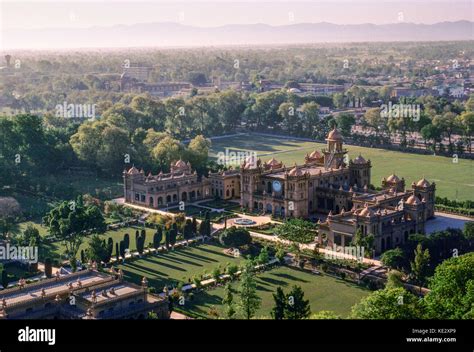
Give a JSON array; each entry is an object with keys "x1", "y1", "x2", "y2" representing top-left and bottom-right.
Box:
[
  {"x1": 209, "y1": 134, "x2": 474, "y2": 201},
  {"x1": 179, "y1": 265, "x2": 370, "y2": 319}
]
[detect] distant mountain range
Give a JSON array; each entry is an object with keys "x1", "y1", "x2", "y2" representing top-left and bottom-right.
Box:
[{"x1": 4, "y1": 21, "x2": 473, "y2": 49}]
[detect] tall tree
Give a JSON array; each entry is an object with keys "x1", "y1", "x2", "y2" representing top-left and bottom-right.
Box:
[
  {"x1": 271, "y1": 286, "x2": 286, "y2": 320},
  {"x1": 183, "y1": 219, "x2": 193, "y2": 241},
  {"x1": 456, "y1": 112, "x2": 474, "y2": 153},
  {"x1": 222, "y1": 282, "x2": 236, "y2": 319},
  {"x1": 88, "y1": 235, "x2": 112, "y2": 264},
  {"x1": 42, "y1": 195, "x2": 106, "y2": 269},
  {"x1": 186, "y1": 135, "x2": 211, "y2": 173},
  {"x1": 153, "y1": 227, "x2": 163, "y2": 249},
  {"x1": 410, "y1": 244, "x2": 431, "y2": 293},
  {"x1": 151, "y1": 136, "x2": 184, "y2": 171},
  {"x1": 424, "y1": 252, "x2": 474, "y2": 319},
  {"x1": 351, "y1": 287, "x2": 423, "y2": 319},
  {"x1": 335, "y1": 112, "x2": 355, "y2": 137},
  {"x1": 238, "y1": 260, "x2": 261, "y2": 319},
  {"x1": 285, "y1": 285, "x2": 311, "y2": 319},
  {"x1": 364, "y1": 108, "x2": 386, "y2": 137}
]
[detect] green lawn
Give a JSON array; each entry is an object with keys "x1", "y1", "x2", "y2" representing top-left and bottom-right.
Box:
[
  {"x1": 209, "y1": 134, "x2": 474, "y2": 201},
  {"x1": 116, "y1": 241, "x2": 369, "y2": 319},
  {"x1": 117, "y1": 243, "x2": 243, "y2": 290},
  {"x1": 181, "y1": 265, "x2": 370, "y2": 319},
  {"x1": 18, "y1": 221, "x2": 50, "y2": 237}
]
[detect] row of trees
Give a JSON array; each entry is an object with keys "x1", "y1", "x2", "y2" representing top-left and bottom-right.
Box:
[
  {"x1": 361, "y1": 95, "x2": 474, "y2": 153},
  {"x1": 83, "y1": 213, "x2": 212, "y2": 266},
  {"x1": 2, "y1": 93, "x2": 472, "y2": 213}
]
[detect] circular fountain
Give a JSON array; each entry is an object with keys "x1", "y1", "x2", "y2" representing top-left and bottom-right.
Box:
[{"x1": 233, "y1": 218, "x2": 256, "y2": 226}]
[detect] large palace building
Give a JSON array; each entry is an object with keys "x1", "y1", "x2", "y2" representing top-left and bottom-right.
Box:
[{"x1": 124, "y1": 128, "x2": 435, "y2": 255}]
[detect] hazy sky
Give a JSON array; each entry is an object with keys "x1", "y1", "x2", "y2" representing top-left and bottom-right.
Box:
[{"x1": 1, "y1": 0, "x2": 472, "y2": 30}]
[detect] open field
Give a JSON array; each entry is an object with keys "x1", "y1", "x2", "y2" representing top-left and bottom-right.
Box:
[
  {"x1": 117, "y1": 243, "x2": 243, "y2": 290},
  {"x1": 209, "y1": 134, "x2": 474, "y2": 201},
  {"x1": 179, "y1": 265, "x2": 370, "y2": 319}
]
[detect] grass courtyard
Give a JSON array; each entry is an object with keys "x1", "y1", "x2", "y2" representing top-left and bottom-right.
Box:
[
  {"x1": 116, "y1": 242, "x2": 369, "y2": 318},
  {"x1": 179, "y1": 266, "x2": 369, "y2": 319},
  {"x1": 117, "y1": 243, "x2": 243, "y2": 290},
  {"x1": 209, "y1": 134, "x2": 474, "y2": 201}
]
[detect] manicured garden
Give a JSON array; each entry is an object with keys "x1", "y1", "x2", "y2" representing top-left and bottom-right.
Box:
[
  {"x1": 168, "y1": 205, "x2": 234, "y2": 223},
  {"x1": 178, "y1": 265, "x2": 370, "y2": 318},
  {"x1": 117, "y1": 243, "x2": 243, "y2": 290},
  {"x1": 198, "y1": 199, "x2": 241, "y2": 211},
  {"x1": 113, "y1": 237, "x2": 370, "y2": 319}
]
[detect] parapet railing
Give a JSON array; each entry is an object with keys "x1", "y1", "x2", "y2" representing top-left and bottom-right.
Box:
[
  {"x1": 0, "y1": 269, "x2": 94, "y2": 296},
  {"x1": 1, "y1": 271, "x2": 114, "y2": 310}
]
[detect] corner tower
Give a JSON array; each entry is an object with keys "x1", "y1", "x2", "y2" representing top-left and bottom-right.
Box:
[
  {"x1": 412, "y1": 177, "x2": 436, "y2": 219},
  {"x1": 349, "y1": 154, "x2": 371, "y2": 188}
]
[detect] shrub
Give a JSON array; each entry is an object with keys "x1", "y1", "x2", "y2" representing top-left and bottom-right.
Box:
[{"x1": 219, "y1": 226, "x2": 252, "y2": 248}]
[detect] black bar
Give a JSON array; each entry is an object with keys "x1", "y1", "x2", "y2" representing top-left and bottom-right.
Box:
[{"x1": 0, "y1": 319, "x2": 472, "y2": 350}]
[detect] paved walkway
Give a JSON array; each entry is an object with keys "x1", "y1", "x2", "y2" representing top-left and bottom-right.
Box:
[
  {"x1": 425, "y1": 212, "x2": 471, "y2": 234},
  {"x1": 247, "y1": 230, "x2": 381, "y2": 266}
]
